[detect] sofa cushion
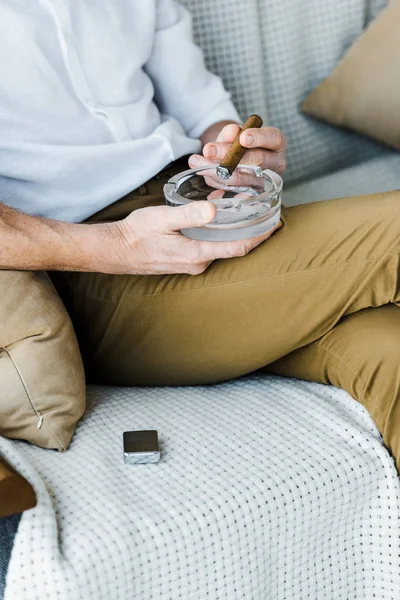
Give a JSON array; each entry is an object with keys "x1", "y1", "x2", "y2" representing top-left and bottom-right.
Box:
[
  {"x1": 301, "y1": 1, "x2": 400, "y2": 149},
  {"x1": 0, "y1": 270, "x2": 85, "y2": 451}
]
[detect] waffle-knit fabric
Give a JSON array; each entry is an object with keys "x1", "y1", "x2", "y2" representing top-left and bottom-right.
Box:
[
  {"x1": 181, "y1": 0, "x2": 391, "y2": 186},
  {"x1": 2, "y1": 377, "x2": 400, "y2": 600}
]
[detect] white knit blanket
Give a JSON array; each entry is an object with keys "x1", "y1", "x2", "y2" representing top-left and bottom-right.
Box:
[{"x1": 2, "y1": 376, "x2": 400, "y2": 599}]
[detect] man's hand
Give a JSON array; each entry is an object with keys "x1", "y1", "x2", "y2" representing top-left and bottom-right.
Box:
[
  {"x1": 190, "y1": 123, "x2": 287, "y2": 174},
  {"x1": 0, "y1": 200, "x2": 280, "y2": 275},
  {"x1": 105, "y1": 201, "x2": 281, "y2": 275}
]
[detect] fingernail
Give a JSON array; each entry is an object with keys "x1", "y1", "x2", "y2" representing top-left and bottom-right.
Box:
[
  {"x1": 245, "y1": 134, "x2": 254, "y2": 146},
  {"x1": 189, "y1": 155, "x2": 200, "y2": 167},
  {"x1": 207, "y1": 145, "x2": 218, "y2": 158},
  {"x1": 199, "y1": 203, "x2": 213, "y2": 220}
]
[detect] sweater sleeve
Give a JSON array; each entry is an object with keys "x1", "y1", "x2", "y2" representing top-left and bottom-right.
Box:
[{"x1": 145, "y1": 0, "x2": 241, "y2": 139}]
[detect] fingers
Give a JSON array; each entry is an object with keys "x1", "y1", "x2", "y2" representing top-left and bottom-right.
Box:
[
  {"x1": 203, "y1": 141, "x2": 234, "y2": 162},
  {"x1": 216, "y1": 124, "x2": 287, "y2": 152},
  {"x1": 205, "y1": 171, "x2": 264, "y2": 190},
  {"x1": 216, "y1": 123, "x2": 241, "y2": 143},
  {"x1": 209, "y1": 127, "x2": 287, "y2": 158},
  {"x1": 188, "y1": 154, "x2": 263, "y2": 186},
  {"x1": 188, "y1": 153, "x2": 215, "y2": 169},
  {"x1": 240, "y1": 127, "x2": 287, "y2": 152},
  {"x1": 197, "y1": 220, "x2": 283, "y2": 262},
  {"x1": 195, "y1": 126, "x2": 287, "y2": 174},
  {"x1": 207, "y1": 189, "x2": 226, "y2": 201},
  {"x1": 201, "y1": 145, "x2": 286, "y2": 173}
]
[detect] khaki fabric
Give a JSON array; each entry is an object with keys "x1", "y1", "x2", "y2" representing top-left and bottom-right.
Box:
[
  {"x1": 301, "y1": 1, "x2": 400, "y2": 149},
  {"x1": 265, "y1": 304, "x2": 400, "y2": 472},
  {"x1": 0, "y1": 271, "x2": 86, "y2": 451},
  {"x1": 0, "y1": 456, "x2": 36, "y2": 517},
  {"x1": 51, "y1": 160, "x2": 400, "y2": 470}
]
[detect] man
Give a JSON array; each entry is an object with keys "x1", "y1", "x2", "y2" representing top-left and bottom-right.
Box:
[{"x1": 1, "y1": 2, "x2": 400, "y2": 468}]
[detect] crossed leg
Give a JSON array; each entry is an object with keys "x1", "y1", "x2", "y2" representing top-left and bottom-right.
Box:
[
  {"x1": 51, "y1": 167, "x2": 400, "y2": 470},
  {"x1": 264, "y1": 304, "x2": 400, "y2": 472}
]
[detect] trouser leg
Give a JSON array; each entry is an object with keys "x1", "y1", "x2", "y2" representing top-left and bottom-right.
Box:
[
  {"x1": 264, "y1": 305, "x2": 400, "y2": 473},
  {"x1": 51, "y1": 166, "x2": 400, "y2": 387}
]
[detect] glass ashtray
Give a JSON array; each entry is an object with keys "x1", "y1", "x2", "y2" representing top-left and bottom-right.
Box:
[{"x1": 164, "y1": 164, "x2": 282, "y2": 241}]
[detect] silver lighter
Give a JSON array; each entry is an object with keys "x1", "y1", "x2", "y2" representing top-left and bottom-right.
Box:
[{"x1": 123, "y1": 430, "x2": 161, "y2": 464}]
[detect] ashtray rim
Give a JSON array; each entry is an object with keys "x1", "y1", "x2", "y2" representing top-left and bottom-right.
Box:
[{"x1": 163, "y1": 164, "x2": 283, "y2": 208}]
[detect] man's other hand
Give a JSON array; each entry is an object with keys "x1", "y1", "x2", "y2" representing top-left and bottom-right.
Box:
[{"x1": 190, "y1": 123, "x2": 287, "y2": 174}]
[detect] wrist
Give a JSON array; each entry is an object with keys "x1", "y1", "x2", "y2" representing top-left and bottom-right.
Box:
[
  {"x1": 61, "y1": 221, "x2": 125, "y2": 273},
  {"x1": 32, "y1": 219, "x2": 104, "y2": 273},
  {"x1": 76, "y1": 219, "x2": 138, "y2": 275}
]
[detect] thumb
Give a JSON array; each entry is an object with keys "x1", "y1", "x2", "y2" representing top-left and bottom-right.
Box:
[{"x1": 168, "y1": 201, "x2": 216, "y2": 231}]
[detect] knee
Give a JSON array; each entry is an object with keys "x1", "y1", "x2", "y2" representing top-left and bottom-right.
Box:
[
  {"x1": 379, "y1": 191, "x2": 400, "y2": 231},
  {"x1": 377, "y1": 189, "x2": 400, "y2": 209}
]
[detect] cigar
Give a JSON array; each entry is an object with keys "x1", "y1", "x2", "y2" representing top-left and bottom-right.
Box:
[{"x1": 216, "y1": 114, "x2": 263, "y2": 180}]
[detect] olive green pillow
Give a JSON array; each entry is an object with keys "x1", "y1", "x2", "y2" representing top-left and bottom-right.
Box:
[
  {"x1": 302, "y1": 1, "x2": 400, "y2": 149},
  {"x1": 0, "y1": 270, "x2": 86, "y2": 451}
]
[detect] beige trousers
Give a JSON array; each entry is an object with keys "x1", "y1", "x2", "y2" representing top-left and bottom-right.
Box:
[{"x1": 51, "y1": 159, "x2": 400, "y2": 471}]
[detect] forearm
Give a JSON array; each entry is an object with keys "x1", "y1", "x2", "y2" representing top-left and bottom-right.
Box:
[{"x1": 0, "y1": 202, "x2": 111, "y2": 272}]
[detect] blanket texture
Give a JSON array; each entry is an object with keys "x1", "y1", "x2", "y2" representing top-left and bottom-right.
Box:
[{"x1": 2, "y1": 376, "x2": 400, "y2": 599}]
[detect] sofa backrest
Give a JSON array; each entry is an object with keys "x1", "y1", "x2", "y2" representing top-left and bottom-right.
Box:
[{"x1": 181, "y1": 0, "x2": 389, "y2": 185}]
